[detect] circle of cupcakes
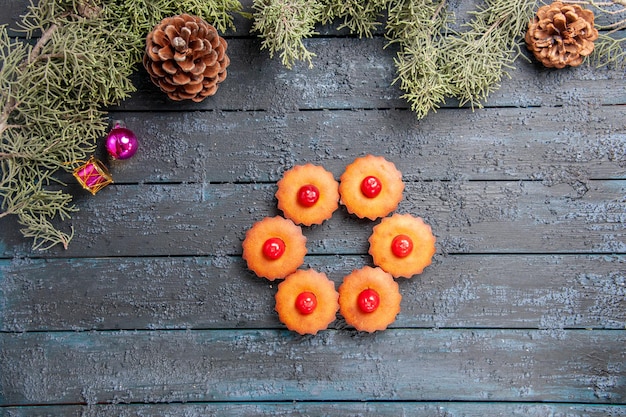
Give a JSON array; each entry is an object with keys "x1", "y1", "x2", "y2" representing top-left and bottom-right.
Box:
[
  {"x1": 242, "y1": 216, "x2": 307, "y2": 280},
  {"x1": 276, "y1": 164, "x2": 340, "y2": 226},
  {"x1": 338, "y1": 266, "x2": 402, "y2": 333},
  {"x1": 368, "y1": 213, "x2": 436, "y2": 279},
  {"x1": 275, "y1": 269, "x2": 340, "y2": 335},
  {"x1": 339, "y1": 155, "x2": 404, "y2": 220}
]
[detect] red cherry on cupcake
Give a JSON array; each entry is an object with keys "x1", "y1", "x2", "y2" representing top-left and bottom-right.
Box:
[
  {"x1": 263, "y1": 237, "x2": 286, "y2": 260},
  {"x1": 297, "y1": 184, "x2": 320, "y2": 207},
  {"x1": 360, "y1": 176, "x2": 382, "y2": 198},
  {"x1": 357, "y1": 288, "x2": 380, "y2": 313},
  {"x1": 391, "y1": 234, "x2": 413, "y2": 258},
  {"x1": 295, "y1": 292, "x2": 318, "y2": 314}
]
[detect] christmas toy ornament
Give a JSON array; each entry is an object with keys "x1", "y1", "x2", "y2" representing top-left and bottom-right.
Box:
[
  {"x1": 525, "y1": 1, "x2": 599, "y2": 69},
  {"x1": 73, "y1": 157, "x2": 114, "y2": 195},
  {"x1": 143, "y1": 14, "x2": 230, "y2": 102},
  {"x1": 105, "y1": 122, "x2": 138, "y2": 160}
]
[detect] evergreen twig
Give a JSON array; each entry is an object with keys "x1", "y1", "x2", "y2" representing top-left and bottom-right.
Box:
[
  {"x1": 252, "y1": 0, "x2": 324, "y2": 68},
  {"x1": 386, "y1": 0, "x2": 452, "y2": 118},
  {"x1": 1, "y1": 0, "x2": 244, "y2": 250},
  {"x1": 441, "y1": 0, "x2": 538, "y2": 109},
  {"x1": 251, "y1": 0, "x2": 624, "y2": 117},
  {"x1": 320, "y1": 0, "x2": 388, "y2": 37}
]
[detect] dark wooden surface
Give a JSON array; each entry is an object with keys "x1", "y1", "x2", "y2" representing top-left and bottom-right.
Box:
[{"x1": 1, "y1": 1, "x2": 625, "y2": 416}]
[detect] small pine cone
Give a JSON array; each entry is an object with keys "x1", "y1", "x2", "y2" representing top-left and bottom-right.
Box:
[
  {"x1": 143, "y1": 14, "x2": 230, "y2": 102},
  {"x1": 525, "y1": 1, "x2": 599, "y2": 69}
]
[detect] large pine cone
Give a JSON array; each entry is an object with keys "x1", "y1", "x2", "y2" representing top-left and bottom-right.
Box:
[
  {"x1": 143, "y1": 14, "x2": 230, "y2": 102},
  {"x1": 525, "y1": 1, "x2": 599, "y2": 69}
]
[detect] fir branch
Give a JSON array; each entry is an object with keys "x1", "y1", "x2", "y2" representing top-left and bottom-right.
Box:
[
  {"x1": 440, "y1": 0, "x2": 538, "y2": 109},
  {"x1": 386, "y1": 0, "x2": 452, "y2": 118},
  {"x1": 320, "y1": 0, "x2": 388, "y2": 37},
  {"x1": 0, "y1": 28, "x2": 28, "y2": 136},
  {"x1": 28, "y1": 22, "x2": 59, "y2": 64},
  {"x1": 591, "y1": 33, "x2": 626, "y2": 68},
  {"x1": 2, "y1": 0, "x2": 246, "y2": 250},
  {"x1": 1, "y1": 2, "x2": 130, "y2": 250},
  {"x1": 252, "y1": 0, "x2": 324, "y2": 68},
  {"x1": 17, "y1": 194, "x2": 76, "y2": 251}
]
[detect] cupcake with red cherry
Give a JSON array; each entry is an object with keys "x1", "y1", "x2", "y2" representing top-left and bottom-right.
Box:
[
  {"x1": 242, "y1": 216, "x2": 307, "y2": 280},
  {"x1": 368, "y1": 213, "x2": 436, "y2": 278},
  {"x1": 339, "y1": 155, "x2": 404, "y2": 220},
  {"x1": 276, "y1": 164, "x2": 339, "y2": 226},
  {"x1": 338, "y1": 266, "x2": 402, "y2": 333},
  {"x1": 275, "y1": 269, "x2": 340, "y2": 335}
]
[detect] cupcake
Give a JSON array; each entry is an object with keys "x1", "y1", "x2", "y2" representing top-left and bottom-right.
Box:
[
  {"x1": 368, "y1": 213, "x2": 436, "y2": 278},
  {"x1": 275, "y1": 269, "x2": 340, "y2": 335},
  {"x1": 242, "y1": 216, "x2": 307, "y2": 280},
  {"x1": 276, "y1": 164, "x2": 340, "y2": 226},
  {"x1": 338, "y1": 266, "x2": 401, "y2": 333},
  {"x1": 339, "y1": 155, "x2": 404, "y2": 220}
]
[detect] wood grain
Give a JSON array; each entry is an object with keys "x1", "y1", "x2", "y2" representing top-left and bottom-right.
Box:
[
  {"x1": 4, "y1": 403, "x2": 626, "y2": 417},
  {"x1": 2, "y1": 180, "x2": 624, "y2": 258},
  {"x1": 52, "y1": 106, "x2": 626, "y2": 184},
  {"x1": 1, "y1": 0, "x2": 625, "y2": 414},
  {"x1": 1, "y1": 255, "x2": 624, "y2": 332},
  {"x1": 1, "y1": 329, "x2": 624, "y2": 405}
]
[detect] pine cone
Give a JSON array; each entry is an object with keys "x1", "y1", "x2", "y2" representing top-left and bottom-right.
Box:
[
  {"x1": 525, "y1": 1, "x2": 599, "y2": 69},
  {"x1": 143, "y1": 14, "x2": 230, "y2": 102}
]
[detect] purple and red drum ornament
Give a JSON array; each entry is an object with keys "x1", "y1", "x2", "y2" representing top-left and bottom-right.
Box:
[{"x1": 73, "y1": 157, "x2": 113, "y2": 195}]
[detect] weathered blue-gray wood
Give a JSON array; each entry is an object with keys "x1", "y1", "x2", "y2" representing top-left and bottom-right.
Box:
[
  {"x1": 1, "y1": 255, "x2": 624, "y2": 332},
  {"x1": 2, "y1": 0, "x2": 30, "y2": 35},
  {"x1": 1, "y1": 329, "x2": 624, "y2": 405},
  {"x1": 36, "y1": 106, "x2": 626, "y2": 184},
  {"x1": 114, "y1": 37, "x2": 626, "y2": 112},
  {"x1": 2, "y1": 180, "x2": 624, "y2": 258},
  {"x1": 1, "y1": 0, "x2": 625, "y2": 415},
  {"x1": 4, "y1": 403, "x2": 626, "y2": 417}
]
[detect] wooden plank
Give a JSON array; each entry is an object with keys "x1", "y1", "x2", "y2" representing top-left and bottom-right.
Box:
[
  {"x1": 3, "y1": 402, "x2": 626, "y2": 417},
  {"x1": 2, "y1": 102, "x2": 616, "y2": 216},
  {"x1": 1, "y1": 255, "x2": 624, "y2": 332},
  {"x1": 1, "y1": 0, "x2": 624, "y2": 413},
  {"x1": 1, "y1": 180, "x2": 624, "y2": 257},
  {"x1": 82, "y1": 106, "x2": 626, "y2": 184},
  {"x1": 1, "y1": 329, "x2": 624, "y2": 405},
  {"x1": 116, "y1": 37, "x2": 626, "y2": 112}
]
